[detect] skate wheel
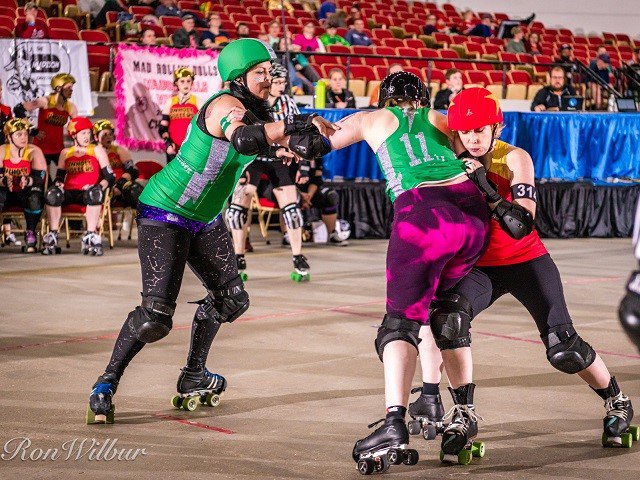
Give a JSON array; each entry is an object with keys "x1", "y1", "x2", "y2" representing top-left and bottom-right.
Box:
[
  {"x1": 407, "y1": 419, "x2": 421, "y2": 436},
  {"x1": 357, "y1": 458, "x2": 375, "y2": 475},
  {"x1": 105, "y1": 405, "x2": 115, "y2": 424},
  {"x1": 622, "y1": 433, "x2": 633, "y2": 448},
  {"x1": 629, "y1": 425, "x2": 640, "y2": 442},
  {"x1": 85, "y1": 405, "x2": 96, "y2": 424},
  {"x1": 387, "y1": 448, "x2": 402, "y2": 465},
  {"x1": 424, "y1": 424, "x2": 437, "y2": 441},
  {"x1": 171, "y1": 395, "x2": 183, "y2": 409},
  {"x1": 374, "y1": 455, "x2": 389, "y2": 473},
  {"x1": 240, "y1": 272, "x2": 248, "y2": 281},
  {"x1": 458, "y1": 449, "x2": 473, "y2": 465},
  {"x1": 439, "y1": 450, "x2": 445, "y2": 463},
  {"x1": 471, "y1": 441, "x2": 485, "y2": 458},
  {"x1": 182, "y1": 396, "x2": 198, "y2": 412},
  {"x1": 402, "y1": 449, "x2": 419, "y2": 466},
  {"x1": 206, "y1": 393, "x2": 222, "y2": 407},
  {"x1": 55, "y1": 247, "x2": 61, "y2": 254}
]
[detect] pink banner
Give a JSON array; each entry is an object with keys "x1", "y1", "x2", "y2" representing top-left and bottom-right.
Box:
[{"x1": 114, "y1": 44, "x2": 221, "y2": 151}]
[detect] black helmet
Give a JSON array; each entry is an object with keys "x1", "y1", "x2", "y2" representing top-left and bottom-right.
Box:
[
  {"x1": 378, "y1": 71, "x2": 429, "y2": 108},
  {"x1": 270, "y1": 62, "x2": 288, "y2": 79}
]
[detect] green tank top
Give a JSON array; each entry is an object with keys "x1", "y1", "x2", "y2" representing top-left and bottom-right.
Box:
[
  {"x1": 139, "y1": 90, "x2": 256, "y2": 223},
  {"x1": 375, "y1": 106, "x2": 466, "y2": 202}
]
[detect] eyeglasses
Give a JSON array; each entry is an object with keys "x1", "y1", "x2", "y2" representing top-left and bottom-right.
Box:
[{"x1": 272, "y1": 79, "x2": 286, "y2": 85}]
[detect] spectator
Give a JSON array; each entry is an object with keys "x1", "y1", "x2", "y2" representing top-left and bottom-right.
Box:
[
  {"x1": 14, "y1": 2, "x2": 49, "y2": 39},
  {"x1": 139, "y1": 26, "x2": 158, "y2": 45},
  {"x1": 467, "y1": 14, "x2": 493, "y2": 38},
  {"x1": 171, "y1": 13, "x2": 200, "y2": 48},
  {"x1": 369, "y1": 64, "x2": 403, "y2": 107},
  {"x1": 459, "y1": 10, "x2": 475, "y2": 34},
  {"x1": 267, "y1": 0, "x2": 294, "y2": 15},
  {"x1": 276, "y1": 37, "x2": 320, "y2": 94},
  {"x1": 588, "y1": 53, "x2": 613, "y2": 110},
  {"x1": 236, "y1": 23, "x2": 251, "y2": 39},
  {"x1": 265, "y1": 21, "x2": 281, "y2": 46},
  {"x1": 155, "y1": 0, "x2": 180, "y2": 18},
  {"x1": 531, "y1": 65, "x2": 576, "y2": 111},
  {"x1": 327, "y1": 9, "x2": 347, "y2": 28},
  {"x1": 506, "y1": 27, "x2": 526, "y2": 53},
  {"x1": 345, "y1": 19, "x2": 371, "y2": 46},
  {"x1": 320, "y1": 21, "x2": 349, "y2": 47},
  {"x1": 555, "y1": 43, "x2": 577, "y2": 84},
  {"x1": 317, "y1": 0, "x2": 336, "y2": 22},
  {"x1": 630, "y1": 47, "x2": 640, "y2": 67},
  {"x1": 346, "y1": 3, "x2": 363, "y2": 27},
  {"x1": 526, "y1": 32, "x2": 541, "y2": 56},
  {"x1": 326, "y1": 68, "x2": 356, "y2": 108},
  {"x1": 293, "y1": 22, "x2": 326, "y2": 52},
  {"x1": 422, "y1": 14, "x2": 439, "y2": 36},
  {"x1": 433, "y1": 68, "x2": 464, "y2": 109},
  {"x1": 201, "y1": 12, "x2": 230, "y2": 47}
]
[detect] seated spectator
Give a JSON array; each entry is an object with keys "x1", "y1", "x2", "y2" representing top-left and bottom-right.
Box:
[
  {"x1": 506, "y1": 27, "x2": 526, "y2": 53},
  {"x1": 172, "y1": 13, "x2": 200, "y2": 48},
  {"x1": 267, "y1": 0, "x2": 294, "y2": 15},
  {"x1": 467, "y1": 14, "x2": 493, "y2": 38},
  {"x1": 199, "y1": 0, "x2": 216, "y2": 18},
  {"x1": 526, "y1": 32, "x2": 541, "y2": 56},
  {"x1": 346, "y1": 3, "x2": 363, "y2": 27},
  {"x1": 422, "y1": 14, "x2": 439, "y2": 35},
  {"x1": 93, "y1": 0, "x2": 158, "y2": 28},
  {"x1": 14, "y1": 2, "x2": 49, "y2": 39},
  {"x1": 155, "y1": 0, "x2": 180, "y2": 18},
  {"x1": 201, "y1": 12, "x2": 230, "y2": 47},
  {"x1": 555, "y1": 43, "x2": 576, "y2": 83},
  {"x1": 326, "y1": 68, "x2": 356, "y2": 108},
  {"x1": 318, "y1": 0, "x2": 336, "y2": 23},
  {"x1": 264, "y1": 20, "x2": 281, "y2": 46},
  {"x1": 588, "y1": 53, "x2": 613, "y2": 110},
  {"x1": 276, "y1": 37, "x2": 320, "y2": 94},
  {"x1": 531, "y1": 65, "x2": 576, "y2": 111},
  {"x1": 236, "y1": 23, "x2": 251, "y2": 39},
  {"x1": 369, "y1": 64, "x2": 403, "y2": 107},
  {"x1": 320, "y1": 21, "x2": 349, "y2": 47},
  {"x1": 345, "y1": 19, "x2": 372, "y2": 47},
  {"x1": 459, "y1": 10, "x2": 475, "y2": 35},
  {"x1": 433, "y1": 68, "x2": 464, "y2": 110},
  {"x1": 139, "y1": 26, "x2": 158, "y2": 45},
  {"x1": 327, "y1": 10, "x2": 347, "y2": 28},
  {"x1": 293, "y1": 22, "x2": 326, "y2": 52}
]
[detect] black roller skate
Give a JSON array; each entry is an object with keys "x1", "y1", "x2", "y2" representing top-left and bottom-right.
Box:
[
  {"x1": 22, "y1": 230, "x2": 37, "y2": 253},
  {"x1": 596, "y1": 377, "x2": 639, "y2": 447},
  {"x1": 291, "y1": 254, "x2": 310, "y2": 282},
  {"x1": 407, "y1": 387, "x2": 446, "y2": 440},
  {"x1": 171, "y1": 367, "x2": 227, "y2": 412},
  {"x1": 86, "y1": 374, "x2": 117, "y2": 424},
  {"x1": 236, "y1": 254, "x2": 248, "y2": 281},
  {"x1": 41, "y1": 231, "x2": 61, "y2": 255},
  {"x1": 81, "y1": 231, "x2": 103, "y2": 256},
  {"x1": 2, "y1": 232, "x2": 21, "y2": 247},
  {"x1": 353, "y1": 417, "x2": 419, "y2": 475},
  {"x1": 439, "y1": 383, "x2": 485, "y2": 465}
]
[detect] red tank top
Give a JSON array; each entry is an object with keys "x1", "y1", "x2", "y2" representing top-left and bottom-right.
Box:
[
  {"x1": 106, "y1": 145, "x2": 125, "y2": 180},
  {"x1": 168, "y1": 94, "x2": 198, "y2": 147},
  {"x1": 64, "y1": 144, "x2": 100, "y2": 191},
  {"x1": 3, "y1": 145, "x2": 31, "y2": 192},
  {"x1": 33, "y1": 94, "x2": 72, "y2": 154},
  {"x1": 476, "y1": 141, "x2": 548, "y2": 267}
]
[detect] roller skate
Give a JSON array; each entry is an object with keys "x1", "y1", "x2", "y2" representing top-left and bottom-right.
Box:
[
  {"x1": 236, "y1": 254, "x2": 248, "y2": 281},
  {"x1": 290, "y1": 254, "x2": 310, "y2": 282},
  {"x1": 22, "y1": 230, "x2": 37, "y2": 253},
  {"x1": 2, "y1": 232, "x2": 22, "y2": 247},
  {"x1": 329, "y1": 230, "x2": 349, "y2": 246},
  {"x1": 352, "y1": 417, "x2": 419, "y2": 475},
  {"x1": 439, "y1": 383, "x2": 485, "y2": 465},
  {"x1": 171, "y1": 367, "x2": 227, "y2": 412},
  {"x1": 596, "y1": 377, "x2": 639, "y2": 447},
  {"x1": 41, "y1": 231, "x2": 61, "y2": 255},
  {"x1": 81, "y1": 231, "x2": 103, "y2": 256},
  {"x1": 86, "y1": 374, "x2": 117, "y2": 424},
  {"x1": 407, "y1": 387, "x2": 446, "y2": 440}
]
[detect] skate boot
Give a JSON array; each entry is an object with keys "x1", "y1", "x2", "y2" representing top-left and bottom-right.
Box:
[
  {"x1": 81, "y1": 231, "x2": 103, "y2": 256},
  {"x1": 329, "y1": 230, "x2": 349, "y2": 246},
  {"x1": 41, "y1": 231, "x2": 61, "y2": 255},
  {"x1": 407, "y1": 387, "x2": 446, "y2": 440},
  {"x1": 291, "y1": 254, "x2": 310, "y2": 282},
  {"x1": 23, "y1": 230, "x2": 37, "y2": 253},
  {"x1": 352, "y1": 417, "x2": 419, "y2": 475},
  {"x1": 171, "y1": 367, "x2": 227, "y2": 412},
  {"x1": 596, "y1": 377, "x2": 639, "y2": 447},
  {"x1": 440, "y1": 383, "x2": 485, "y2": 465},
  {"x1": 236, "y1": 254, "x2": 248, "y2": 281},
  {"x1": 2, "y1": 232, "x2": 22, "y2": 247},
  {"x1": 86, "y1": 374, "x2": 117, "y2": 424}
]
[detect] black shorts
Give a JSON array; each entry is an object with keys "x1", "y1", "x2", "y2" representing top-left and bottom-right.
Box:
[
  {"x1": 246, "y1": 160, "x2": 294, "y2": 189},
  {"x1": 445, "y1": 253, "x2": 572, "y2": 337},
  {"x1": 64, "y1": 189, "x2": 89, "y2": 206},
  {"x1": 44, "y1": 153, "x2": 59, "y2": 166},
  {"x1": 310, "y1": 185, "x2": 338, "y2": 214}
]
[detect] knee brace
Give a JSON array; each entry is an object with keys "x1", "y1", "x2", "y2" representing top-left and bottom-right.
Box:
[
  {"x1": 543, "y1": 324, "x2": 596, "y2": 374},
  {"x1": 225, "y1": 203, "x2": 248, "y2": 230},
  {"x1": 23, "y1": 187, "x2": 43, "y2": 213},
  {"x1": 374, "y1": 314, "x2": 421, "y2": 362},
  {"x1": 429, "y1": 293, "x2": 473, "y2": 350},
  {"x1": 45, "y1": 185, "x2": 64, "y2": 206},
  {"x1": 205, "y1": 275, "x2": 249, "y2": 323},
  {"x1": 83, "y1": 184, "x2": 105, "y2": 205},
  {"x1": 282, "y1": 202, "x2": 303, "y2": 230},
  {"x1": 127, "y1": 296, "x2": 176, "y2": 343}
]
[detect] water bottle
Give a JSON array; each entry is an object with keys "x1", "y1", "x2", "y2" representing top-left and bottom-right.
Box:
[{"x1": 314, "y1": 80, "x2": 327, "y2": 109}]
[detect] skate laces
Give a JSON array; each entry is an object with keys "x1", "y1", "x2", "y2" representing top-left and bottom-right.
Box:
[
  {"x1": 367, "y1": 418, "x2": 385, "y2": 429},
  {"x1": 605, "y1": 392, "x2": 630, "y2": 420},
  {"x1": 443, "y1": 404, "x2": 483, "y2": 432}
]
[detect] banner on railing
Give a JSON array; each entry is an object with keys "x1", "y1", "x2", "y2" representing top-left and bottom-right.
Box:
[
  {"x1": 0, "y1": 39, "x2": 93, "y2": 121},
  {"x1": 114, "y1": 44, "x2": 221, "y2": 151}
]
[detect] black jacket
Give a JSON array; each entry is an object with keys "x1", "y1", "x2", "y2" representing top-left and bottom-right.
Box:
[{"x1": 530, "y1": 85, "x2": 576, "y2": 110}]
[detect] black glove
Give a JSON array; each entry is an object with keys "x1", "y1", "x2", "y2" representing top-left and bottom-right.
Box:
[
  {"x1": 619, "y1": 270, "x2": 640, "y2": 353},
  {"x1": 466, "y1": 166, "x2": 502, "y2": 204},
  {"x1": 284, "y1": 114, "x2": 318, "y2": 136},
  {"x1": 13, "y1": 103, "x2": 27, "y2": 118}
]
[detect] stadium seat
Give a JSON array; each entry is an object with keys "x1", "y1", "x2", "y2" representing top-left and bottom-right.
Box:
[
  {"x1": 506, "y1": 83, "x2": 527, "y2": 99},
  {"x1": 527, "y1": 84, "x2": 544, "y2": 100},
  {"x1": 80, "y1": 29, "x2": 110, "y2": 42},
  {"x1": 0, "y1": 25, "x2": 11, "y2": 38},
  {"x1": 17, "y1": 6, "x2": 47, "y2": 19},
  {"x1": 487, "y1": 70, "x2": 505, "y2": 84},
  {"x1": 422, "y1": 68, "x2": 446, "y2": 84},
  {"x1": 50, "y1": 28, "x2": 80, "y2": 40},
  {"x1": 0, "y1": 6, "x2": 16, "y2": 18},
  {"x1": 0, "y1": 15, "x2": 14, "y2": 30},
  {"x1": 372, "y1": 46, "x2": 395, "y2": 66},
  {"x1": 486, "y1": 83, "x2": 504, "y2": 99},
  {"x1": 349, "y1": 65, "x2": 376, "y2": 82},
  {"x1": 129, "y1": 6, "x2": 153, "y2": 16},
  {"x1": 319, "y1": 63, "x2": 344, "y2": 78},
  {"x1": 48, "y1": 16, "x2": 78, "y2": 32},
  {"x1": 371, "y1": 28, "x2": 393, "y2": 41},
  {"x1": 465, "y1": 71, "x2": 489, "y2": 86}
]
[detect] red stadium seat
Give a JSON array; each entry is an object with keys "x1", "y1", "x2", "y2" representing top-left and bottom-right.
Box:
[
  {"x1": 508, "y1": 70, "x2": 532, "y2": 85},
  {"x1": 602, "y1": 32, "x2": 616, "y2": 44},
  {"x1": 498, "y1": 51, "x2": 518, "y2": 64},
  {"x1": 178, "y1": 1, "x2": 199, "y2": 10},
  {"x1": 403, "y1": 65, "x2": 423, "y2": 78},
  {"x1": 402, "y1": 24, "x2": 422, "y2": 37},
  {"x1": 16, "y1": 7, "x2": 47, "y2": 19},
  {"x1": 465, "y1": 42, "x2": 484, "y2": 58},
  {"x1": 483, "y1": 44, "x2": 502, "y2": 55},
  {"x1": 474, "y1": 60, "x2": 495, "y2": 71},
  {"x1": 348, "y1": 65, "x2": 376, "y2": 82},
  {"x1": 465, "y1": 70, "x2": 489, "y2": 86},
  {"x1": 80, "y1": 29, "x2": 110, "y2": 42},
  {"x1": 616, "y1": 33, "x2": 632, "y2": 45},
  {"x1": 0, "y1": 7, "x2": 16, "y2": 18},
  {"x1": 230, "y1": 13, "x2": 252, "y2": 24},
  {"x1": 87, "y1": 44, "x2": 110, "y2": 74},
  {"x1": 403, "y1": 38, "x2": 424, "y2": 49},
  {"x1": 224, "y1": 5, "x2": 245, "y2": 15},
  {"x1": 129, "y1": 6, "x2": 153, "y2": 15},
  {"x1": 135, "y1": 161, "x2": 163, "y2": 180},
  {"x1": 422, "y1": 68, "x2": 445, "y2": 84},
  {"x1": 50, "y1": 28, "x2": 80, "y2": 40},
  {"x1": 48, "y1": 16, "x2": 78, "y2": 32},
  {"x1": 160, "y1": 16, "x2": 183, "y2": 27},
  {"x1": 516, "y1": 53, "x2": 535, "y2": 64},
  {"x1": 419, "y1": 47, "x2": 439, "y2": 59},
  {"x1": 587, "y1": 36, "x2": 603, "y2": 45},
  {"x1": 573, "y1": 36, "x2": 588, "y2": 45},
  {"x1": 373, "y1": 65, "x2": 387, "y2": 80},
  {"x1": 0, "y1": 15, "x2": 14, "y2": 30},
  {"x1": 494, "y1": 12, "x2": 509, "y2": 21},
  {"x1": 139, "y1": 23, "x2": 166, "y2": 38},
  {"x1": 487, "y1": 37, "x2": 505, "y2": 47},
  {"x1": 0, "y1": 25, "x2": 12, "y2": 38},
  {"x1": 371, "y1": 46, "x2": 395, "y2": 67},
  {"x1": 319, "y1": 63, "x2": 344, "y2": 78},
  {"x1": 487, "y1": 70, "x2": 505, "y2": 84},
  {"x1": 371, "y1": 28, "x2": 393, "y2": 40}
]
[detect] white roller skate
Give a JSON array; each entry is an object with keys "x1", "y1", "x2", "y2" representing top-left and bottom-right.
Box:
[
  {"x1": 82, "y1": 231, "x2": 103, "y2": 256},
  {"x1": 41, "y1": 231, "x2": 61, "y2": 255}
]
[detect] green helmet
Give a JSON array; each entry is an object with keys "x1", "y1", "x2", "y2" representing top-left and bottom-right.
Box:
[{"x1": 218, "y1": 38, "x2": 276, "y2": 82}]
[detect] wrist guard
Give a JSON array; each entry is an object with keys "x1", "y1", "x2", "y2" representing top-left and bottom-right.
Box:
[
  {"x1": 284, "y1": 114, "x2": 318, "y2": 136},
  {"x1": 54, "y1": 168, "x2": 66, "y2": 186},
  {"x1": 467, "y1": 166, "x2": 502, "y2": 204}
]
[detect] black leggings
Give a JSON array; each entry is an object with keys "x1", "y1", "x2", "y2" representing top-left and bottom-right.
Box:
[
  {"x1": 0, "y1": 188, "x2": 42, "y2": 231},
  {"x1": 103, "y1": 217, "x2": 239, "y2": 381}
]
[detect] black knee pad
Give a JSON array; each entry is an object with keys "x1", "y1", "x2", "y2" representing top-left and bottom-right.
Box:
[
  {"x1": 23, "y1": 187, "x2": 43, "y2": 213},
  {"x1": 374, "y1": 314, "x2": 421, "y2": 362},
  {"x1": 127, "y1": 296, "x2": 176, "y2": 343},
  {"x1": 83, "y1": 185, "x2": 105, "y2": 205},
  {"x1": 543, "y1": 324, "x2": 596, "y2": 374},
  {"x1": 208, "y1": 275, "x2": 249, "y2": 323},
  {"x1": 282, "y1": 202, "x2": 303, "y2": 230},
  {"x1": 45, "y1": 185, "x2": 64, "y2": 206},
  {"x1": 429, "y1": 293, "x2": 473, "y2": 350}
]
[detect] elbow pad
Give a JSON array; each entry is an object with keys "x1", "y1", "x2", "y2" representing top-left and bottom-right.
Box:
[
  {"x1": 13, "y1": 103, "x2": 27, "y2": 118},
  {"x1": 30, "y1": 169, "x2": 46, "y2": 188},
  {"x1": 493, "y1": 200, "x2": 535, "y2": 240},
  {"x1": 288, "y1": 132, "x2": 332, "y2": 160},
  {"x1": 54, "y1": 168, "x2": 66, "y2": 185},
  {"x1": 124, "y1": 160, "x2": 139, "y2": 181},
  {"x1": 230, "y1": 124, "x2": 269, "y2": 156},
  {"x1": 101, "y1": 166, "x2": 116, "y2": 187}
]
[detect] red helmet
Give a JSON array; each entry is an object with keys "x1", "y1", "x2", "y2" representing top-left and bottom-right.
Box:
[
  {"x1": 67, "y1": 117, "x2": 93, "y2": 137},
  {"x1": 447, "y1": 87, "x2": 503, "y2": 131}
]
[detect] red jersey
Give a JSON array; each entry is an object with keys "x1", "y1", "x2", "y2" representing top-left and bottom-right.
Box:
[
  {"x1": 476, "y1": 140, "x2": 547, "y2": 267},
  {"x1": 106, "y1": 145, "x2": 125, "y2": 180},
  {"x1": 3, "y1": 145, "x2": 31, "y2": 193},
  {"x1": 33, "y1": 94, "x2": 73, "y2": 155},
  {"x1": 64, "y1": 144, "x2": 100, "y2": 191},
  {"x1": 168, "y1": 94, "x2": 198, "y2": 147}
]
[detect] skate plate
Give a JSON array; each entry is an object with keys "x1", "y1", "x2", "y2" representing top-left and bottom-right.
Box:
[
  {"x1": 440, "y1": 441, "x2": 485, "y2": 465},
  {"x1": 355, "y1": 445, "x2": 419, "y2": 475},
  {"x1": 86, "y1": 404, "x2": 115, "y2": 425},
  {"x1": 602, "y1": 425, "x2": 639, "y2": 448},
  {"x1": 171, "y1": 391, "x2": 223, "y2": 411},
  {"x1": 408, "y1": 417, "x2": 445, "y2": 440}
]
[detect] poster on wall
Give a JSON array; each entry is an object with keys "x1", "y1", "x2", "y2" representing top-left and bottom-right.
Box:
[
  {"x1": 114, "y1": 44, "x2": 221, "y2": 151},
  {"x1": 0, "y1": 39, "x2": 93, "y2": 122}
]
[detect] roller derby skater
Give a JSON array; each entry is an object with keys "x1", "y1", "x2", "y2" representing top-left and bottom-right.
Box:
[
  {"x1": 85, "y1": 38, "x2": 335, "y2": 424},
  {"x1": 618, "y1": 199, "x2": 640, "y2": 355},
  {"x1": 325, "y1": 72, "x2": 490, "y2": 474},
  {"x1": 0, "y1": 118, "x2": 46, "y2": 253},
  {"x1": 42, "y1": 117, "x2": 113, "y2": 256},
  {"x1": 439, "y1": 384, "x2": 485, "y2": 464}
]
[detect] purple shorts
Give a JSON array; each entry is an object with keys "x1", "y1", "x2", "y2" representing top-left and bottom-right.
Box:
[
  {"x1": 386, "y1": 180, "x2": 490, "y2": 325},
  {"x1": 137, "y1": 203, "x2": 222, "y2": 236}
]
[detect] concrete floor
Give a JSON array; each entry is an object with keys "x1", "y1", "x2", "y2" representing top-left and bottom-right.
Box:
[{"x1": 1, "y1": 234, "x2": 639, "y2": 479}]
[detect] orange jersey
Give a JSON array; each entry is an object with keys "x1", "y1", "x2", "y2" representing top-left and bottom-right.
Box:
[
  {"x1": 476, "y1": 140, "x2": 547, "y2": 267},
  {"x1": 33, "y1": 94, "x2": 73, "y2": 155},
  {"x1": 3, "y1": 144, "x2": 31, "y2": 192},
  {"x1": 168, "y1": 94, "x2": 198, "y2": 147},
  {"x1": 106, "y1": 145, "x2": 125, "y2": 180},
  {"x1": 64, "y1": 144, "x2": 100, "y2": 190}
]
